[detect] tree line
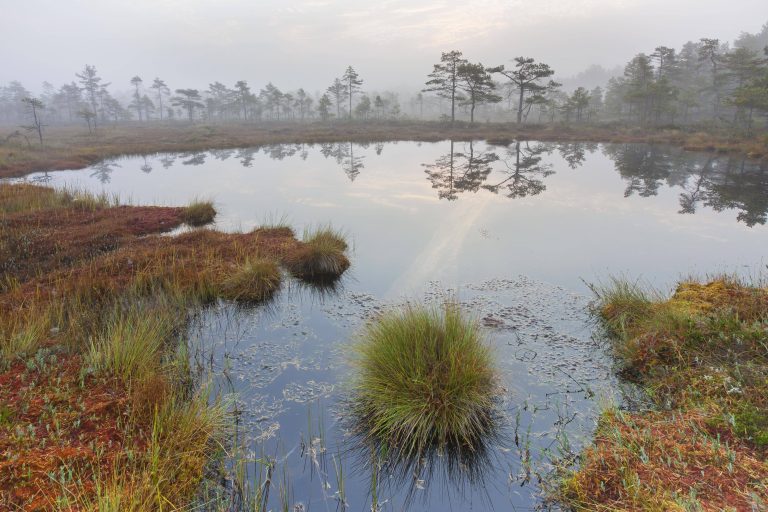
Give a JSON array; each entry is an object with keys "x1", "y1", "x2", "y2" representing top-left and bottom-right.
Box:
[{"x1": 1, "y1": 22, "x2": 766, "y2": 144}]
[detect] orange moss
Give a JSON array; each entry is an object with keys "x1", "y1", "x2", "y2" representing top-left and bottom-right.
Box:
[
  {"x1": 563, "y1": 409, "x2": 768, "y2": 512},
  {"x1": 0, "y1": 350, "x2": 133, "y2": 510},
  {"x1": 1, "y1": 204, "x2": 186, "y2": 284}
]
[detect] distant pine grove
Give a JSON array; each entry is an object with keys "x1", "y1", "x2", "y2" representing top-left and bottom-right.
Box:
[{"x1": 2, "y1": 22, "x2": 767, "y2": 139}]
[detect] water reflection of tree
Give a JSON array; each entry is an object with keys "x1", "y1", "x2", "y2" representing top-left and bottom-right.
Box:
[
  {"x1": 320, "y1": 142, "x2": 365, "y2": 181},
  {"x1": 235, "y1": 148, "x2": 258, "y2": 167},
  {"x1": 705, "y1": 157, "x2": 768, "y2": 227},
  {"x1": 210, "y1": 149, "x2": 235, "y2": 161},
  {"x1": 482, "y1": 141, "x2": 554, "y2": 198},
  {"x1": 423, "y1": 141, "x2": 499, "y2": 200},
  {"x1": 605, "y1": 144, "x2": 768, "y2": 226},
  {"x1": 262, "y1": 143, "x2": 302, "y2": 160},
  {"x1": 90, "y1": 160, "x2": 121, "y2": 184},
  {"x1": 181, "y1": 153, "x2": 207, "y2": 166},
  {"x1": 30, "y1": 171, "x2": 52, "y2": 184},
  {"x1": 603, "y1": 144, "x2": 673, "y2": 197},
  {"x1": 558, "y1": 142, "x2": 595, "y2": 169},
  {"x1": 159, "y1": 155, "x2": 176, "y2": 169},
  {"x1": 140, "y1": 156, "x2": 153, "y2": 174}
]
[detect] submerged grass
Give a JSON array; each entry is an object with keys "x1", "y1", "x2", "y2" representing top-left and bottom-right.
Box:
[
  {"x1": 350, "y1": 303, "x2": 500, "y2": 485},
  {"x1": 560, "y1": 276, "x2": 768, "y2": 511}
]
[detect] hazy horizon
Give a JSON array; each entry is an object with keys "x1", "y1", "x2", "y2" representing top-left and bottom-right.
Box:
[{"x1": 2, "y1": 0, "x2": 766, "y2": 96}]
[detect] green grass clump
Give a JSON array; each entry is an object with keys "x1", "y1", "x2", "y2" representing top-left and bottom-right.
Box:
[
  {"x1": 350, "y1": 303, "x2": 499, "y2": 479},
  {"x1": 0, "y1": 306, "x2": 51, "y2": 363},
  {"x1": 0, "y1": 183, "x2": 115, "y2": 215},
  {"x1": 220, "y1": 258, "x2": 282, "y2": 303},
  {"x1": 285, "y1": 225, "x2": 350, "y2": 281},
  {"x1": 87, "y1": 302, "x2": 179, "y2": 384},
  {"x1": 182, "y1": 199, "x2": 216, "y2": 226},
  {"x1": 305, "y1": 224, "x2": 348, "y2": 251}
]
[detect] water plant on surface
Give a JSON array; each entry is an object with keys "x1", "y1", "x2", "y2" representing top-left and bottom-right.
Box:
[
  {"x1": 285, "y1": 225, "x2": 350, "y2": 281},
  {"x1": 349, "y1": 303, "x2": 501, "y2": 487},
  {"x1": 220, "y1": 258, "x2": 282, "y2": 303},
  {"x1": 182, "y1": 199, "x2": 217, "y2": 226}
]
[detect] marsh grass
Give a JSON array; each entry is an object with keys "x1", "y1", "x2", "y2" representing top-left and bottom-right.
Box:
[
  {"x1": 0, "y1": 183, "x2": 350, "y2": 509},
  {"x1": 220, "y1": 258, "x2": 282, "y2": 303},
  {"x1": 0, "y1": 304, "x2": 51, "y2": 363},
  {"x1": 87, "y1": 301, "x2": 180, "y2": 384},
  {"x1": 257, "y1": 212, "x2": 293, "y2": 232},
  {"x1": 349, "y1": 303, "x2": 501, "y2": 487},
  {"x1": 559, "y1": 275, "x2": 768, "y2": 510},
  {"x1": 0, "y1": 183, "x2": 117, "y2": 215},
  {"x1": 285, "y1": 225, "x2": 350, "y2": 281},
  {"x1": 304, "y1": 224, "x2": 348, "y2": 251},
  {"x1": 68, "y1": 391, "x2": 227, "y2": 512},
  {"x1": 182, "y1": 199, "x2": 217, "y2": 226}
]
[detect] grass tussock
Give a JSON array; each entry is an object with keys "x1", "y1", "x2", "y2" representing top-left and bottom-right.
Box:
[
  {"x1": 87, "y1": 302, "x2": 180, "y2": 384},
  {"x1": 350, "y1": 303, "x2": 500, "y2": 482},
  {"x1": 220, "y1": 257, "x2": 282, "y2": 302},
  {"x1": 285, "y1": 225, "x2": 350, "y2": 281},
  {"x1": 182, "y1": 199, "x2": 217, "y2": 226},
  {"x1": 0, "y1": 305, "x2": 51, "y2": 362},
  {"x1": 560, "y1": 276, "x2": 768, "y2": 511}
]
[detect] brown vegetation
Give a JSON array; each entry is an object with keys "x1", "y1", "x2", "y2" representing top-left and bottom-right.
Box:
[
  {"x1": 560, "y1": 278, "x2": 768, "y2": 511},
  {"x1": 0, "y1": 122, "x2": 765, "y2": 179},
  {"x1": 0, "y1": 182, "x2": 349, "y2": 509}
]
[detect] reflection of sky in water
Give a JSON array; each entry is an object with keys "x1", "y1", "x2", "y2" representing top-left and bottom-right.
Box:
[
  {"x1": 19, "y1": 142, "x2": 768, "y2": 510},
  {"x1": 22, "y1": 141, "x2": 767, "y2": 295}
]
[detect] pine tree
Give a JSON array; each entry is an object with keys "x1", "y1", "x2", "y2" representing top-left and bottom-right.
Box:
[{"x1": 423, "y1": 50, "x2": 467, "y2": 122}]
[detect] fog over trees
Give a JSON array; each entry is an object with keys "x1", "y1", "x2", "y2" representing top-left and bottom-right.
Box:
[{"x1": 2, "y1": 22, "x2": 767, "y2": 136}]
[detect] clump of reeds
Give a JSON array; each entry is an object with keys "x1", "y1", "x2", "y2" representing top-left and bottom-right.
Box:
[
  {"x1": 349, "y1": 303, "x2": 500, "y2": 482},
  {"x1": 0, "y1": 183, "x2": 114, "y2": 215},
  {"x1": 0, "y1": 305, "x2": 51, "y2": 362},
  {"x1": 220, "y1": 258, "x2": 282, "y2": 303},
  {"x1": 182, "y1": 199, "x2": 217, "y2": 226},
  {"x1": 284, "y1": 225, "x2": 349, "y2": 281},
  {"x1": 86, "y1": 300, "x2": 180, "y2": 383}
]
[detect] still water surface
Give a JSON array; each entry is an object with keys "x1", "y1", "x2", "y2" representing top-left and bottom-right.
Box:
[{"x1": 22, "y1": 141, "x2": 767, "y2": 510}]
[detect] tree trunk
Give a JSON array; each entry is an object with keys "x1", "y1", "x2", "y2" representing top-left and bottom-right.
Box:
[
  {"x1": 517, "y1": 86, "x2": 524, "y2": 124},
  {"x1": 451, "y1": 68, "x2": 456, "y2": 123}
]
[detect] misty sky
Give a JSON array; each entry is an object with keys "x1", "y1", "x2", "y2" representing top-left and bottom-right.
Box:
[{"x1": 2, "y1": 0, "x2": 766, "y2": 95}]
